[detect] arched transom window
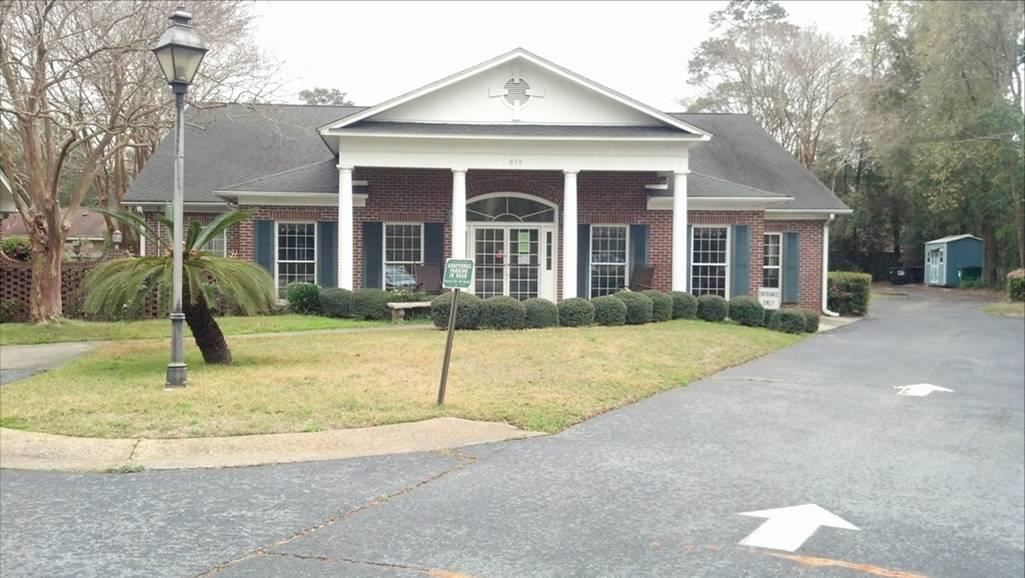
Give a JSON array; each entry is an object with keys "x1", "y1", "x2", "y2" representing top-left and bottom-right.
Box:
[{"x1": 467, "y1": 196, "x2": 555, "y2": 223}]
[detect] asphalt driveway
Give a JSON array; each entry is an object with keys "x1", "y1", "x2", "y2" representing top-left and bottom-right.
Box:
[{"x1": 2, "y1": 287, "x2": 1022, "y2": 577}]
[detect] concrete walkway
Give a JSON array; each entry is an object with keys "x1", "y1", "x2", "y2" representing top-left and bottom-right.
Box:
[
  {"x1": 0, "y1": 342, "x2": 98, "y2": 385},
  {"x1": 0, "y1": 417, "x2": 544, "y2": 472}
]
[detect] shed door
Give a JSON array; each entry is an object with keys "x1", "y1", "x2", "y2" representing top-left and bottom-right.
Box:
[{"x1": 927, "y1": 247, "x2": 944, "y2": 285}]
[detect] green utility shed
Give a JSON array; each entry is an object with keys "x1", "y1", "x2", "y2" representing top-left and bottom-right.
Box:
[{"x1": 925, "y1": 234, "x2": 984, "y2": 287}]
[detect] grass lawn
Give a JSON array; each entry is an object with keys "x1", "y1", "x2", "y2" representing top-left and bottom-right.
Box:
[
  {"x1": 0, "y1": 320, "x2": 802, "y2": 438},
  {"x1": 982, "y1": 302, "x2": 1025, "y2": 317},
  {"x1": 0, "y1": 315, "x2": 391, "y2": 346}
]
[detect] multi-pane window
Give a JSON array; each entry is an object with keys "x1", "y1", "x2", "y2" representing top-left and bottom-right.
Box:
[
  {"x1": 384, "y1": 224, "x2": 422, "y2": 289},
  {"x1": 201, "y1": 231, "x2": 227, "y2": 257},
  {"x1": 590, "y1": 225, "x2": 628, "y2": 297},
  {"x1": 762, "y1": 233, "x2": 781, "y2": 289},
  {"x1": 691, "y1": 226, "x2": 729, "y2": 297},
  {"x1": 276, "y1": 222, "x2": 316, "y2": 295}
]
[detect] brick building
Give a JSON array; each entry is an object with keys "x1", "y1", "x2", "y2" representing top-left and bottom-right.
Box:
[{"x1": 124, "y1": 48, "x2": 849, "y2": 311}]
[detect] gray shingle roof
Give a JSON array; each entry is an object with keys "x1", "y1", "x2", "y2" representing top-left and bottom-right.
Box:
[
  {"x1": 124, "y1": 104, "x2": 848, "y2": 213},
  {"x1": 339, "y1": 121, "x2": 693, "y2": 139},
  {"x1": 670, "y1": 113, "x2": 849, "y2": 211},
  {"x1": 649, "y1": 172, "x2": 789, "y2": 200},
  {"x1": 124, "y1": 103, "x2": 365, "y2": 203}
]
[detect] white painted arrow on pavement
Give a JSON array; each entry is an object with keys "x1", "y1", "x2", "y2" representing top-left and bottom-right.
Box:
[
  {"x1": 737, "y1": 504, "x2": 859, "y2": 552},
  {"x1": 894, "y1": 383, "x2": 954, "y2": 397}
]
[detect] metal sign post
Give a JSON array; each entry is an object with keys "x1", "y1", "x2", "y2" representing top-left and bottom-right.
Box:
[{"x1": 437, "y1": 259, "x2": 474, "y2": 405}]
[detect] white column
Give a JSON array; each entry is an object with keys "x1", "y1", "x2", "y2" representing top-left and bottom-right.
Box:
[
  {"x1": 451, "y1": 169, "x2": 467, "y2": 259},
  {"x1": 672, "y1": 170, "x2": 689, "y2": 292},
  {"x1": 338, "y1": 165, "x2": 354, "y2": 290},
  {"x1": 562, "y1": 170, "x2": 579, "y2": 299}
]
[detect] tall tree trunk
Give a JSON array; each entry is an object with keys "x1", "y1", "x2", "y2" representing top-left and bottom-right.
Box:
[
  {"x1": 29, "y1": 235, "x2": 63, "y2": 323},
  {"x1": 981, "y1": 220, "x2": 998, "y2": 284},
  {"x1": 1010, "y1": 155, "x2": 1025, "y2": 268},
  {"x1": 181, "y1": 283, "x2": 232, "y2": 365}
]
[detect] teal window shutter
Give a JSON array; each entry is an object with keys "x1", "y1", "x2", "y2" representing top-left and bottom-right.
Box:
[
  {"x1": 629, "y1": 224, "x2": 649, "y2": 271},
  {"x1": 424, "y1": 223, "x2": 444, "y2": 264},
  {"x1": 363, "y1": 222, "x2": 383, "y2": 289},
  {"x1": 730, "y1": 224, "x2": 750, "y2": 297},
  {"x1": 783, "y1": 231, "x2": 800, "y2": 304},
  {"x1": 317, "y1": 221, "x2": 337, "y2": 287},
  {"x1": 254, "y1": 220, "x2": 274, "y2": 274},
  {"x1": 577, "y1": 224, "x2": 590, "y2": 299}
]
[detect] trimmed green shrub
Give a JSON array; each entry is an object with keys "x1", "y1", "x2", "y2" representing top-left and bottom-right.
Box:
[
  {"x1": 558, "y1": 298, "x2": 594, "y2": 327},
  {"x1": 430, "y1": 291, "x2": 482, "y2": 329},
  {"x1": 0, "y1": 299, "x2": 26, "y2": 323},
  {"x1": 350, "y1": 288, "x2": 391, "y2": 320},
  {"x1": 480, "y1": 296, "x2": 527, "y2": 329},
  {"x1": 729, "y1": 296, "x2": 765, "y2": 327},
  {"x1": 524, "y1": 298, "x2": 559, "y2": 328},
  {"x1": 697, "y1": 294, "x2": 729, "y2": 322},
  {"x1": 671, "y1": 291, "x2": 698, "y2": 319},
  {"x1": 592, "y1": 295, "x2": 627, "y2": 326},
  {"x1": 642, "y1": 290, "x2": 673, "y2": 322},
  {"x1": 799, "y1": 308, "x2": 820, "y2": 333},
  {"x1": 286, "y1": 282, "x2": 321, "y2": 314},
  {"x1": 1, "y1": 237, "x2": 31, "y2": 261},
  {"x1": 319, "y1": 287, "x2": 354, "y2": 318},
  {"x1": 763, "y1": 309, "x2": 778, "y2": 328},
  {"x1": 613, "y1": 291, "x2": 653, "y2": 324},
  {"x1": 768, "y1": 308, "x2": 806, "y2": 333},
  {"x1": 387, "y1": 288, "x2": 429, "y2": 303},
  {"x1": 827, "y1": 272, "x2": 872, "y2": 316},
  {"x1": 1008, "y1": 270, "x2": 1025, "y2": 302}
]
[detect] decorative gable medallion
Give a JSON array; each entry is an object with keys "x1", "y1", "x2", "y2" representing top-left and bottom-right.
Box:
[{"x1": 488, "y1": 63, "x2": 545, "y2": 121}]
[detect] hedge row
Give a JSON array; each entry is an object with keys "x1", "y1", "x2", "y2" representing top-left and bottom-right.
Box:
[
  {"x1": 290, "y1": 284, "x2": 431, "y2": 320},
  {"x1": 428, "y1": 289, "x2": 691, "y2": 330},
  {"x1": 827, "y1": 272, "x2": 871, "y2": 316},
  {"x1": 1008, "y1": 269, "x2": 1025, "y2": 302}
]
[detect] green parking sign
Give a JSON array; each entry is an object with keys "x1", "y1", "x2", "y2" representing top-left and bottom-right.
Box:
[{"x1": 442, "y1": 259, "x2": 474, "y2": 289}]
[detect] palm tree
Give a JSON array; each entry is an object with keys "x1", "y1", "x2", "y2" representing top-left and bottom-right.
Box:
[{"x1": 83, "y1": 209, "x2": 276, "y2": 364}]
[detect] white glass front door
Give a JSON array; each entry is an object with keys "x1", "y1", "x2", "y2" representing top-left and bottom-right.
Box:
[{"x1": 471, "y1": 225, "x2": 555, "y2": 301}]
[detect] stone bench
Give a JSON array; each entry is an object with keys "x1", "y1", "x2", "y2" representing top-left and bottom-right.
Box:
[{"x1": 386, "y1": 301, "x2": 433, "y2": 323}]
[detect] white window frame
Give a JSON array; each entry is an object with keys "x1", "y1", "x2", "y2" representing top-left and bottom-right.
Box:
[
  {"x1": 274, "y1": 221, "x2": 318, "y2": 293},
  {"x1": 201, "y1": 230, "x2": 228, "y2": 257},
  {"x1": 762, "y1": 232, "x2": 782, "y2": 289},
  {"x1": 382, "y1": 222, "x2": 424, "y2": 289},
  {"x1": 690, "y1": 225, "x2": 731, "y2": 298},
  {"x1": 589, "y1": 224, "x2": 630, "y2": 298}
]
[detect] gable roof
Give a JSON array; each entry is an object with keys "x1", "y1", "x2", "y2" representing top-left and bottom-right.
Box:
[
  {"x1": 320, "y1": 48, "x2": 710, "y2": 139},
  {"x1": 927, "y1": 234, "x2": 982, "y2": 244},
  {"x1": 124, "y1": 103, "x2": 364, "y2": 203},
  {"x1": 671, "y1": 113, "x2": 849, "y2": 212}
]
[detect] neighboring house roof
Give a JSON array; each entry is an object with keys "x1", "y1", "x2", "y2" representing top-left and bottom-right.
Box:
[
  {"x1": 927, "y1": 234, "x2": 983, "y2": 244},
  {"x1": 124, "y1": 106, "x2": 849, "y2": 212},
  {"x1": 124, "y1": 103, "x2": 365, "y2": 203},
  {"x1": 2, "y1": 209, "x2": 107, "y2": 239},
  {"x1": 672, "y1": 113, "x2": 849, "y2": 212}
]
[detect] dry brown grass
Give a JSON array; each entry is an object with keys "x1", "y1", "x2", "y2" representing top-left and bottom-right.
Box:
[{"x1": 0, "y1": 320, "x2": 801, "y2": 438}]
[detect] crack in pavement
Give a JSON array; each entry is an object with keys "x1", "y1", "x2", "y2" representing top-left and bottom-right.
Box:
[{"x1": 191, "y1": 450, "x2": 479, "y2": 578}]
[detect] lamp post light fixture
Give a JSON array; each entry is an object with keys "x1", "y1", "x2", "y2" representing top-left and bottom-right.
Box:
[
  {"x1": 152, "y1": 5, "x2": 207, "y2": 388},
  {"x1": 111, "y1": 228, "x2": 123, "y2": 252}
]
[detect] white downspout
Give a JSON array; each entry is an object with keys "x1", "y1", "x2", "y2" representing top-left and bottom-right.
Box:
[{"x1": 822, "y1": 213, "x2": 839, "y2": 317}]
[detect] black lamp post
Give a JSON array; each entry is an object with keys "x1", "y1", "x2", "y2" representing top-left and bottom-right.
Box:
[{"x1": 152, "y1": 5, "x2": 207, "y2": 388}]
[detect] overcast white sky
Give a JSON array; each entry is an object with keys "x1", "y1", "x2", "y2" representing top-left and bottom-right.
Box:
[{"x1": 251, "y1": 1, "x2": 868, "y2": 111}]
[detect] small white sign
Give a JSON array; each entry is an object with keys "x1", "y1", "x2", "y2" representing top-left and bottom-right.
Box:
[{"x1": 758, "y1": 287, "x2": 781, "y2": 310}]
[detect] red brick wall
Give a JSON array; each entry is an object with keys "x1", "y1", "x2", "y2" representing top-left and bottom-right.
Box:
[
  {"x1": 765, "y1": 220, "x2": 824, "y2": 309},
  {"x1": 152, "y1": 169, "x2": 826, "y2": 309}
]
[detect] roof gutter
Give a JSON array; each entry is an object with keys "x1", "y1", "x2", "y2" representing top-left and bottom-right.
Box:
[{"x1": 822, "y1": 213, "x2": 840, "y2": 317}]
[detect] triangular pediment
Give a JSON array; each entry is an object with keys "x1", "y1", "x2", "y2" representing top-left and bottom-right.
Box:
[{"x1": 321, "y1": 49, "x2": 709, "y2": 136}]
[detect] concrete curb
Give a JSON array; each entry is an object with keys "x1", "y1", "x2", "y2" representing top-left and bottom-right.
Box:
[{"x1": 0, "y1": 417, "x2": 544, "y2": 473}]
